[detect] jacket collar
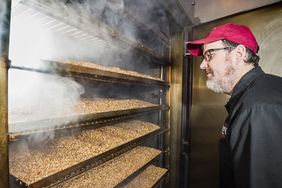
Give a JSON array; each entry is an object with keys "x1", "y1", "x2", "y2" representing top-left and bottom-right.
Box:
[{"x1": 225, "y1": 66, "x2": 265, "y2": 113}]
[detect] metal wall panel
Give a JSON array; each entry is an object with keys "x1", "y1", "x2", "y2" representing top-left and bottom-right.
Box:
[
  {"x1": 170, "y1": 31, "x2": 184, "y2": 188},
  {"x1": 189, "y1": 3, "x2": 282, "y2": 188},
  {"x1": 0, "y1": 0, "x2": 11, "y2": 187}
]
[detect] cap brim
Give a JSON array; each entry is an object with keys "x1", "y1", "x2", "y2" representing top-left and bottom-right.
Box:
[{"x1": 186, "y1": 36, "x2": 222, "y2": 56}]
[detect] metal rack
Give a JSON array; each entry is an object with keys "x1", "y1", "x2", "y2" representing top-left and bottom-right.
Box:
[
  {"x1": 0, "y1": 0, "x2": 11, "y2": 187},
  {"x1": 10, "y1": 60, "x2": 170, "y2": 87},
  {"x1": 9, "y1": 105, "x2": 168, "y2": 141},
  {"x1": 7, "y1": 0, "x2": 172, "y2": 187},
  {"x1": 10, "y1": 128, "x2": 167, "y2": 188},
  {"x1": 20, "y1": 0, "x2": 170, "y2": 63},
  {"x1": 114, "y1": 157, "x2": 169, "y2": 188}
]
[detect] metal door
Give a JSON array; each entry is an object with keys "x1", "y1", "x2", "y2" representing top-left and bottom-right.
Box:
[{"x1": 189, "y1": 3, "x2": 282, "y2": 188}]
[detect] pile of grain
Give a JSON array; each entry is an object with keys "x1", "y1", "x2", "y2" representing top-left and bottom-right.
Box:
[
  {"x1": 64, "y1": 60, "x2": 162, "y2": 81},
  {"x1": 75, "y1": 98, "x2": 157, "y2": 114},
  {"x1": 53, "y1": 146, "x2": 161, "y2": 188},
  {"x1": 9, "y1": 98, "x2": 157, "y2": 124},
  {"x1": 9, "y1": 120, "x2": 159, "y2": 184},
  {"x1": 124, "y1": 165, "x2": 168, "y2": 188}
]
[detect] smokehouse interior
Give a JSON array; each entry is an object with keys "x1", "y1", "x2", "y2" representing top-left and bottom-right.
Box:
[{"x1": 0, "y1": 0, "x2": 281, "y2": 187}]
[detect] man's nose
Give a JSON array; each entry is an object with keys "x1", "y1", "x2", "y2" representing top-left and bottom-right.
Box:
[{"x1": 200, "y1": 59, "x2": 208, "y2": 70}]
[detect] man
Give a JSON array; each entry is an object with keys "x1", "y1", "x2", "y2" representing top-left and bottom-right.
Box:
[{"x1": 186, "y1": 23, "x2": 282, "y2": 188}]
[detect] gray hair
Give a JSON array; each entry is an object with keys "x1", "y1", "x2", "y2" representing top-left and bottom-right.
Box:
[{"x1": 222, "y1": 39, "x2": 260, "y2": 67}]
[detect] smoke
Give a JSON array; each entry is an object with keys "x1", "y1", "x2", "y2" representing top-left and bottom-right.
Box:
[
  {"x1": 8, "y1": 69, "x2": 85, "y2": 130},
  {"x1": 0, "y1": 0, "x2": 7, "y2": 53},
  {"x1": 9, "y1": 0, "x2": 170, "y2": 147},
  {"x1": 0, "y1": 1, "x2": 6, "y2": 24},
  {"x1": 8, "y1": 69, "x2": 85, "y2": 148},
  {"x1": 21, "y1": 0, "x2": 169, "y2": 66},
  {"x1": 9, "y1": 1, "x2": 86, "y2": 145}
]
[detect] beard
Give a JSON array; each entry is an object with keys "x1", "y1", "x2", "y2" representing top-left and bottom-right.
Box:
[{"x1": 206, "y1": 62, "x2": 236, "y2": 93}]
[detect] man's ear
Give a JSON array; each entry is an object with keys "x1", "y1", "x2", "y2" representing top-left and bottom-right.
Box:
[{"x1": 235, "y1": 45, "x2": 247, "y2": 62}]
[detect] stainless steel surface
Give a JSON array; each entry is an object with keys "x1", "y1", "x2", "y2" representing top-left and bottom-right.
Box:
[
  {"x1": 169, "y1": 31, "x2": 184, "y2": 188},
  {"x1": 181, "y1": 25, "x2": 193, "y2": 188},
  {"x1": 189, "y1": 3, "x2": 282, "y2": 188},
  {"x1": 193, "y1": 0, "x2": 280, "y2": 23},
  {"x1": 0, "y1": 0, "x2": 11, "y2": 187}
]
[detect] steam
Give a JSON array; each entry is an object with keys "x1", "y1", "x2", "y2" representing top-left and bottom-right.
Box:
[
  {"x1": 0, "y1": 0, "x2": 7, "y2": 52},
  {"x1": 22, "y1": 0, "x2": 169, "y2": 62},
  {"x1": 0, "y1": 1, "x2": 5, "y2": 24},
  {"x1": 9, "y1": 70, "x2": 84, "y2": 127},
  {"x1": 9, "y1": 0, "x2": 170, "y2": 146},
  {"x1": 8, "y1": 69, "x2": 84, "y2": 147},
  {"x1": 9, "y1": 1, "x2": 86, "y2": 143}
]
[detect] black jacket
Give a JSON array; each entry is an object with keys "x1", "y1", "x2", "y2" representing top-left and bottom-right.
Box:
[{"x1": 219, "y1": 66, "x2": 282, "y2": 188}]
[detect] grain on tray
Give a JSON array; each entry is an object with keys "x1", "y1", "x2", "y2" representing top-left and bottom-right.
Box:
[
  {"x1": 124, "y1": 165, "x2": 168, "y2": 188},
  {"x1": 75, "y1": 98, "x2": 157, "y2": 115},
  {"x1": 9, "y1": 120, "x2": 159, "y2": 184},
  {"x1": 9, "y1": 98, "x2": 157, "y2": 124},
  {"x1": 64, "y1": 60, "x2": 162, "y2": 81},
  {"x1": 80, "y1": 120, "x2": 159, "y2": 143},
  {"x1": 53, "y1": 146, "x2": 161, "y2": 188}
]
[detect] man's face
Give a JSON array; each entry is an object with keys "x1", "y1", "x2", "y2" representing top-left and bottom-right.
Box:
[{"x1": 200, "y1": 40, "x2": 236, "y2": 93}]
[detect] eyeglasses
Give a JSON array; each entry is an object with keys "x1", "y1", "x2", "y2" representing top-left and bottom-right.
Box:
[{"x1": 202, "y1": 47, "x2": 233, "y2": 62}]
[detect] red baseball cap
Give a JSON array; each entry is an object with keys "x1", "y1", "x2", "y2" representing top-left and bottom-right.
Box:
[{"x1": 186, "y1": 23, "x2": 259, "y2": 56}]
